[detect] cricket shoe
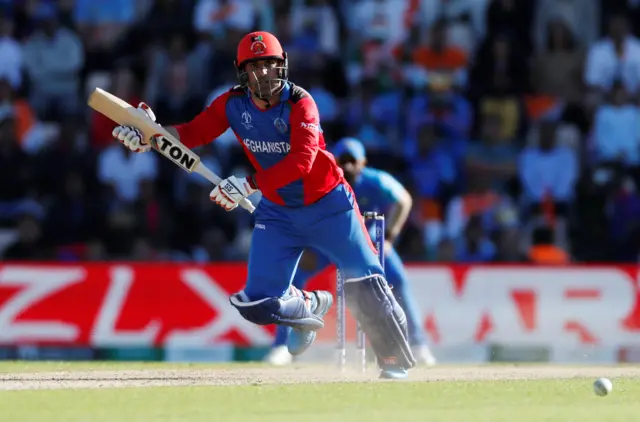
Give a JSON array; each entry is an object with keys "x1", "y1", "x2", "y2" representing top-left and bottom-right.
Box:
[
  {"x1": 379, "y1": 365, "x2": 409, "y2": 380},
  {"x1": 264, "y1": 345, "x2": 293, "y2": 366},
  {"x1": 287, "y1": 290, "x2": 333, "y2": 356},
  {"x1": 413, "y1": 345, "x2": 437, "y2": 366}
]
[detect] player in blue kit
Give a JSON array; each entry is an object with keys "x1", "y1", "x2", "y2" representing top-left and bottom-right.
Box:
[
  {"x1": 265, "y1": 138, "x2": 437, "y2": 366},
  {"x1": 111, "y1": 31, "x2": 416, "y2": 379}
]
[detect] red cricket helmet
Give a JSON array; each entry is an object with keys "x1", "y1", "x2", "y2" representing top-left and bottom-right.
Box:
[
  {"x1": 234, "y1": 31, "x2": 288, "y2": 99},
  {"x1": 236, "y1": 31, "x2": 286, "y2": 66}
]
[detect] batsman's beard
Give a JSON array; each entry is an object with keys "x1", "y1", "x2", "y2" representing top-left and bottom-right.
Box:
[{"x1": 249, "y1": 71, "x2": 283, "y2": 100}]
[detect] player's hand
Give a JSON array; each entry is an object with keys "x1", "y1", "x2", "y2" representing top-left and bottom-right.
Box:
[
  {"x1": 111, "y1": 102, "x2": 156, "y2": 153},
  {"x1": 210, "y1": 175, "x2": 258, "y2": 212}
]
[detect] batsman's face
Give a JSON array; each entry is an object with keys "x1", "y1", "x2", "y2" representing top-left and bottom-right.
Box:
[{"x1": 245, "y1": 59, "x2": 283, "y2": 98}]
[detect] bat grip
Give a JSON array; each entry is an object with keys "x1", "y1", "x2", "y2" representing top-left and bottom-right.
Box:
[
  {"x1": 195, "y1": 164, "x2": 256, "y2": 214},
  {"x1": 239, "y1": 198, "x2": 257, "y2": 213}
]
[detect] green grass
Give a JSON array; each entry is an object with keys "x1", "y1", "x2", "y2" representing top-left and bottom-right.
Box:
[{"x1": 1, "y1": 363, "x2": 638, "y2": 422}]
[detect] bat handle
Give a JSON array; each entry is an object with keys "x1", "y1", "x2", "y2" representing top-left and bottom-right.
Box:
[
  {"x1": 239, "y1": 198, "x2": 257, "y2": 213},
  {"x1": 195, "y1": 163, "x2": 256, "y2": 214}
]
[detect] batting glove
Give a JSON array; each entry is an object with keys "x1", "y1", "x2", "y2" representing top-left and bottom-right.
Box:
[
  {"x1": 210, "y1": 175, "x2": 258, "y2": 212},
  {"x1": 111, "y1": 102, "x2": 156, "y2": 153}
]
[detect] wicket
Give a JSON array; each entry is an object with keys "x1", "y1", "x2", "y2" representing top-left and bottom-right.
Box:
[{"x1": 336, "y1": 211, "x2": 385, "y2": 372}]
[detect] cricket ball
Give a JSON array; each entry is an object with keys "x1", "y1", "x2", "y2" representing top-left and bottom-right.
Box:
[{"x1": 593, "y1": 378, "x2": 613, "y2": 396}]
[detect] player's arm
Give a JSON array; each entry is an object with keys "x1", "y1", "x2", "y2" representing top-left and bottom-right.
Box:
[
  {"x1": 171, "y1": 91, "x2": 231, "y2": 149},
  {"x1": 249, "y1": 97, "x2": 320, "y2": 190},
  {"x1": 379, "y1": 172, "x2": 413, "y2": 243}
]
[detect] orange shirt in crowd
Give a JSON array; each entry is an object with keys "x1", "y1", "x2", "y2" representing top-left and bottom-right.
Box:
[
  {"x1": 528, "y1": 245, "x2": 569, "y2": 264},
  {"x1": 411, "y1": 46, "x2": 467, "y2": 72}
]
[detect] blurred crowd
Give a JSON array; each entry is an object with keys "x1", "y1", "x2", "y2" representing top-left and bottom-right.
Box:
[{"x1": 2, "y1": 0, "x2": 640, "y2": 264}]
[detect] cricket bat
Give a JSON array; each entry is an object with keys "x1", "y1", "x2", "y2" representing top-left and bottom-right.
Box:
[{"x1": 87, "y1": 88, "x2": 255, "y2": 213}]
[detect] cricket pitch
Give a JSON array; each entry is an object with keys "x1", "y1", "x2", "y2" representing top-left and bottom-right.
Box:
[
  {"x1": 1, "y1": 363, "x2": 639, "y2": 390},
  {"x1": 2, "y1": 362, "x2": 640, "y2": 422}
]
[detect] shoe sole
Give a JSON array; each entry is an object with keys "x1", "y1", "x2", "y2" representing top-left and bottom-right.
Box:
[{"x1": 379, "y1": 369, "x2": 409, "y2": 380}]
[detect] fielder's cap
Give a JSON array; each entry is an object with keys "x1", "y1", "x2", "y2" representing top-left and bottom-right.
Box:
[{"x1": 332, "y1": 137, "x2": 366, "y2": 161}]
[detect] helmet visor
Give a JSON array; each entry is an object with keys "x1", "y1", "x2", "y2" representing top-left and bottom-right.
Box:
[{"x1": 239, "y1": 58, "x2": 287, "y2": 99}]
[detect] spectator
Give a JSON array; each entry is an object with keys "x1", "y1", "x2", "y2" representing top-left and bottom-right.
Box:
[
  {"x1": 23, "y1": 3, "x2": 84, "y2": 120},
  {"x1": 34, "y1": 116, "x2": 98, "y2": 197},
  {"x1": 130, "y1": 237, "x2": 160, "y2": 261},
  {"x1": 592, "y1": 81, "x2": 640, "y2": 166},
  {"x1": 171, "y1": 182, "x2": 238, "y2": 255},
  {"x1": 407, "y1": 19, "x2": 468, "y2": 92},
  {"x1": 2, "y1": 213, "x2": 49, "y2": 260},
  {"x1": 290, "y1": 0, "x2": 339, "y2": 57},
  {"x1": 406, "y1": 122, "x2": 457, "y2": 249},
  {"x1": 469, "y1": 33, "x2": 529, "y2": 101},
  {"x1": 0, "y1": 78, "x2": 36, "y2": 146},
  {"x1": 434, "y1": 238, "x2": 456, "y2": 262},
  {"x1": 605, "y1": 1, "x2": 640, "y2": 40},
  {"x1": 494, "y1": 226, "x2": 527, "y2": 262},
  {"x1": 519, "y1": 121, "x2": 578, "y2": 216},
  {"x1": 192, "y1": 226, "x2": 236, "y2": 262},
  {"x1": 465, "y1": 112, "x2": 519, "y2": 190},
  {"x1": 350, "y1": 0, "x2": 409, "y2": 50},
  {"x1": 401, "y1": 17, "x2": 475, "y2": 141},
  {"x1": 101, "y1": 205, "x2": 138, "y2": 258},
  {"x1": 0, "y1": 10, "x2": 22, "y2": 90},
  {"x1": 533, "y1": 0, "x2": 599, "y2": 52},
  {"x1": 4, "y1": 1, "x2": 640, "y2": 264},
  {"x1": 133, "y1": 179, "x2": 172, "y2": 246},
  {"x1": 85, "y1": 239, "x2": 108, "y2": 261},
  {"x1": 445, "y1": 173, "x2": 510, "y2": 241},
  {"x1": 74, "y1": 0, "x2": 135, "y2": 52},
  {"x1": 97, "y1": 143, "x2": 159, "y2": 204},
  {"x1": 527, "y1": 225, "x2": 570, "y2": 264},
  {"x1": 609, "y1": 176, "x2": 640, "y2": 261},
  {"x1": 402, "y1": 20, "x2": 475, "y2": 142},
  {"x1": 193, "y1": 0, "x2": 256, "y2": 39},
  {"x1": 484, "y1": 0, "x2": 534, "y2": 55},
  {"x1": 0, "y1": 113, "x2": 39, "y2": 224},
  {"x1": 406, "y1": 92, "x2": 474, "y2": 145},
  {"x1": 531, "y1": 19, "x2": 585, "y2": 105},
  {"x1": 43, "y1": 171, "x2": 105, "y2": 247},
  {"x1": 468, "y1": 34, "x2": 528, "y2": 143},
  {"x1": 6, "y1": 1, "x2": 38, "y2": 42},
  {"x1": 346, "y1": 78, "x2": 392, "y2": 151},
  {"x1": 145, "y1": 33, "x2": 209, "y2": 114},
  {"x1": 417, "y1": 0, "x2": 490, "y2": 54},
  {"x1": 143, "y1": 0, "x2": 196, "y2": 45},
  {"x1": 585, "y1": 13, "x2": 640, "y2": 101},
  {"x1": 147, "y1": 35, "x2": 207, "y2": 124},
  {"x1": 455, "y1": 214, "x2": 496, "y2": 262}
]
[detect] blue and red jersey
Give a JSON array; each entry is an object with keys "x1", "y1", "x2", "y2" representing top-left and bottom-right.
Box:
[{"x1": 175, "y1": 82, "x2": 345, "y2": 207}]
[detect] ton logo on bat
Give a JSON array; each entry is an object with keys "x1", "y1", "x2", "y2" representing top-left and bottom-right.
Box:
[{"x1": 153, "y1": 136, "x2": 197, "y2": 171}]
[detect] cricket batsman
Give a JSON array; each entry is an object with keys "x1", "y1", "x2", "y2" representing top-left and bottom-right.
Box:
[
  {"x1": 265, "y1": 137, "x2": 437, "y2": 367},
  {"x1": 111, "y1": 31, "x2": 416, "y2": 379}
]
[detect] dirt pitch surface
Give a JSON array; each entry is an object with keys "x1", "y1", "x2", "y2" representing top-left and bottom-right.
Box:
[{"x1": 2, "y1": 365, "x2": 640, "y2": 391}]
